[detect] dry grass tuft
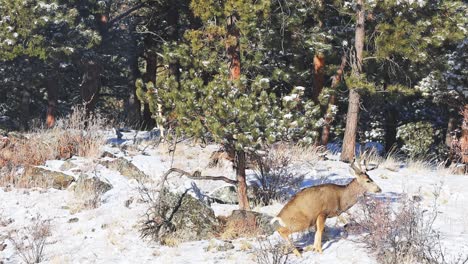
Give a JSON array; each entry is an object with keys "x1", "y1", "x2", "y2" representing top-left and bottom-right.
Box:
[
  {"x1": 160, "y1": 233, "x2": 182, "y2": 247},
  {"x1": 220, "y1": 216, "x2": 262, "y2": 240},
  {"x1": 406, "y1": 158, "x2": 435, "y2": 173},
  {"x1": 272, "y1": 142, "x2": 324, "y2": 167},
  {"x1": 0, "y1": 106, "x2": 107, "y2": 188}
]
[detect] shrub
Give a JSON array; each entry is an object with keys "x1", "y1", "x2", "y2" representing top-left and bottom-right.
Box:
[
  {"x1": 347, "y1": 190, "x2": 467, "y2": 264},
  {"x1": 251, "y1": 144, "x2": 306, "y2": 206},
  {"x1": 397, "y1": 122, "x2": 435, "y2": 159},
  {"x1": 139, "y1": 185, "x2": 179, "y2": 243},
  {"x1": 7, "y1": 215, "x2": 51, "y2": 264},
  {"x1": 254, "y1": 237, "x2": 291, "y2": 264}
]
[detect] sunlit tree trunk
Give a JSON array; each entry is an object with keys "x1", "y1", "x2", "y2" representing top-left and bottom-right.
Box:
[
  {"x1": 235, "y1": 150, "x2": 250, "y2": 210},
  {"x1": 312, "y1": 53, "x2": 325, "y2": 104},
  {"x1": 227, "y1": 13, "x2": 241, "y2": 80},
  {"x1": 341, "y1": 0, "x2": 365, "y2": 162},
  {"x1": 226, "y1": 13, "x2": 249, "y2": 209},
  {"x1": 460, "y1": 105, "x2": 468, "y2": 164},
  {"x1": 46, "y1": 76, "x2": 58, "y2": 128}
]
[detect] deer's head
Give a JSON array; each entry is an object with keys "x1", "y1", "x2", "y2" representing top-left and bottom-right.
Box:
[{"x1": 349, "y1": 157, "x2": 382, "y2": 193}]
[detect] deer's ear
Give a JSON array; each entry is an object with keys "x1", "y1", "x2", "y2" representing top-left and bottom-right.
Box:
[{"x1": 348, "y1": 167, "x2": 357, "y2": 177}]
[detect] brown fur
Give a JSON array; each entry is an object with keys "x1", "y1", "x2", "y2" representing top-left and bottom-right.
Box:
[{"x1": 274, "y1": 162, "x2": 382, "y2": 256}]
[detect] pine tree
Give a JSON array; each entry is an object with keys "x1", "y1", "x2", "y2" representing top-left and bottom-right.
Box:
[{"x1": 137, "y1": 0, "x2": 323, "y2": 209}]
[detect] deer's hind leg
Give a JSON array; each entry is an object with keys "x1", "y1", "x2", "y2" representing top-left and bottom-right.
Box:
[{"x1": 277, "y1": 227, "x2": 302, "y2": 257}]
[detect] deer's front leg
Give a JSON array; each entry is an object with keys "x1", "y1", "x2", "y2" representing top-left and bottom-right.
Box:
[{"x1": 312, "y1": 214, "x2": 326, "y2": 253}]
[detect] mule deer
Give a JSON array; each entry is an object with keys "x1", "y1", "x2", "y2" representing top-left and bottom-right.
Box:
[{"x1": 271, "y1": 157, "x2": 381, "y2": 257}]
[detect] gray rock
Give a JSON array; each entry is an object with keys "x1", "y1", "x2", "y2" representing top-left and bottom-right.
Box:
[
  {"x1": 75, "y1": 174, "x2": 113, "y2": 195},
  {"x1": 99, "y1": 157, "x2": 147, "y2": 180},
  {"x1": 0, "y1": 116, "x2": 18, "y2": 132},
  {"x1": 209, "y1": 185, "x2": 238, "y2": 204},
  {"x1": 172, "y1": 192, "x2": 219, "y2": 241},
  {"x1": 160, "y1": 189, "x2": 220, "y2": 242},
  {"x1": 59, "y1": 160, "x2": 78, "y2": 171},
  {"x1": 226, "y1": 210, "x2": 276, "y2": 236},
  {"x1": 68, "y1": 217, "x2": 79, "y2": 223},
  {"x1": 22, "y1": 166, "x2": 75, "y2": 189}
]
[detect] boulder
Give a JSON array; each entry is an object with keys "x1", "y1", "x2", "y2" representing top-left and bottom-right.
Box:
[
  {"x1": 0, "y1": 116, "x2": 18, "y2": 132},
  {"x1": 99, "y1": 157, "x2": 147, "y2": 180},
  {"x1": 74, "y1": 174, "x2": 113, "y2": 195},
  {"x1": 169, "y1": 191, "x2": 220, "y2": 241},
  {"x1": 22, "y1": 166, "x2": 75, "y2": 189},
  {"x1": 59, "y1": 160, "x2": 78, "y2": 171},
  {"x1": 151, "y1": 189, "x2": 220, "y2": 242},
  {"x1": 221, "y1": 210, "x2": 276, "y2": 239},
  {"x1": 209, "y1": 185, "x2": 256, "y2": 205},
  {"x1": 209, "y1": 185, "x2": 238, "y2": 204}
]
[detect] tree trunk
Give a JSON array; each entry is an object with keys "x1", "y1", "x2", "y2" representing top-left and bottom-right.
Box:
[
  {"x1": 168, "y1": 4, "x2": 181, "y2": 84},
  {"x1": 227, "y1": 14, "x2": 241, "y2": 80},
  {"x1": 446, "y1": 114, "x2": 457, "y2": 147},
  {"x1": 80, "y1": 59, "x2": 101, "y2": 115},
  {"x1": 340, "y1": 0, "x2": 365, "y2": 162},
  {"x1": 312, "y1": 53, "x2": 325, "y2": 104},
  {"x1": 341, "y1": 89, "x2": 360, "y2": 162},
  {"x1": 125, "y1": 21, "x2": 141, "y2": 127},
  {"x1": 46, "y1": 77, "x2": 58, "y2": 128},
  {"x1": 20, "y1": 90, "x2": 31, "y2": 131},
  {"x1": 321, "y1": 56, "x2": 346, "y2": 146},
  {"x1": 142, "y1": 54, "x2": 157, "y2": 130},
  {"x1": 384, "y1": 107, "x2": 398, "y2": 152},
  {"x1": 354, "y1": 0, "x2": 365, "y2": 74},
  {"x1": 235, "y1": 150, "x2": 250, "y2": 210},
  {"x1": 460, "y1": 105, "x2": 468, "y2": 164}
]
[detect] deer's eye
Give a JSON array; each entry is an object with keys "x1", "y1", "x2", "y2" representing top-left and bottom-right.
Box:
[{"x1": 366, "y1": 180, "x2": 372, "y2": 183}]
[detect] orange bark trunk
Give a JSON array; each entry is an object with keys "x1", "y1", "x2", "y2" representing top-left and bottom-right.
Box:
[
  {"x1": 227, "y1": 14, "x2": 241, "y2": 80},
  {"x1": 312, "y1": 53, "x2": 326, "y2": 104},
  {"x1": 46, "y1": 77, "x2": 57, "y2": 128},
  {"x1": 236, "y1": 150, "x2": 250, "y2": 210},
  {"x1": 461, "y1": 105, "x2": 468, "y2": 164}
]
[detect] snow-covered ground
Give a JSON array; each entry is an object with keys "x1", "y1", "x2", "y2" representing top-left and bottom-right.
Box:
[{"x1": 1, "y1": 131, "x2": 467, "y2": 264}]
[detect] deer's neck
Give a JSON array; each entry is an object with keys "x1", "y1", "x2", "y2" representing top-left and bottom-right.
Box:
[{"x1": 339, "y1": 178, "x2": 366, "y2": 213}]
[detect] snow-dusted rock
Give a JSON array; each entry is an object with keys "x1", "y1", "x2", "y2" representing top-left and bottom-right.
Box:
[
  {"x1": 22, "y1": 166, "x2": 75, "y2": 189},
  {"x1": 209, "y1": 185, "x2": 238, "y2": 204},
  {"x1": 99, "y1": 157, "x2": 147, "y2": 180},
  {"x1": 169, "y1": 190, "x2": 219, "y2": 241}
]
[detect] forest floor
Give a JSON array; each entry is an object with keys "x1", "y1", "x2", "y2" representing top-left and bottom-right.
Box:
[{"x1": 1, "y1": 130, "x2": 467, "y2": 264}]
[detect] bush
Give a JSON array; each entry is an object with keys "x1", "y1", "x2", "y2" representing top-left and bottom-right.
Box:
[
  {"x1": 7, "y1": 215, "x2": 51, "y2": 264},
  {"x1": 397, "y1": 122, "x2": 435, "y2": 159},
  {"x1": 139, "y1": 186, "x2": 180, "y2": 243},
  {"x1": 254, "y1": 237, "x2": 291, "y2": 264},
  {"x1": 347, "y1": 190, "x2": 467, "y2": 264},
  {"x1": 251, "y1": 144, "x2": 306, "y2": 206}
]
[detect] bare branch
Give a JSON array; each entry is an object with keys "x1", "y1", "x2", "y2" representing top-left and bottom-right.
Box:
[
  {"x1": 108, "y1": 3, "x2": 146, "y2": 27},
  {"x1": 162, "y1": 168, "x2": 238, "y2": 185}
]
